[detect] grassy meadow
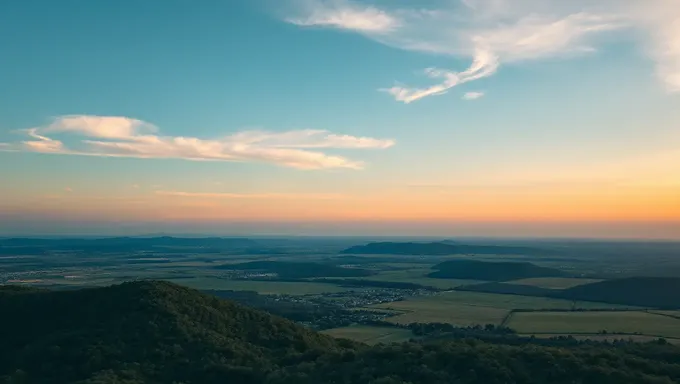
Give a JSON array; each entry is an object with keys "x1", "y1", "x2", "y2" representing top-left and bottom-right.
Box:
[
  {"x1": 322, "y1": 325, "x2": 414, "y2": 345},
  {"x1": 369, "y1": 291, "x2": 640, "y2": 326},
  {"x1": 508, "y1": 311, "x2": 680, "y2": 339},
  {"x1": 509, "y1": 277, "x2": 602, "y2": 289}
]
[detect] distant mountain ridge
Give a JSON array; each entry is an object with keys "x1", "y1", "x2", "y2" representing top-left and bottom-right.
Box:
[
  {"x1": 0, "y1": 237, "x2": 260, "y2": 255},
  {"x1": 0, "y1": 236, "x2": 258, "y2": 247},
  {"x1": 341, "y1": 242, "x2": 552, "y2": 256}
]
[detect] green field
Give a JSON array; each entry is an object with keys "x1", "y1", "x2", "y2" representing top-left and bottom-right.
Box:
[
  {"x1": 376, "y1": 301, "x2": 509, "y2": 326},
  {"x1": 322, "y1": 325, "x2": 414, "y2": 345},
  {"x1": 358, "y1": 269, "x2": 481, "y2": 289},
  {"x1": 509, "y1": 277, "x2": 602, "y2": 289},
  {"x1": 427, "y1": 291, "x2": 632, "y2": 310},
  {"x1": 370, "y1": 291, "x2": 637, "y2": 326},
  {"x1": 166, "y1": 277, "x2": 350, "y2": 295},
  {"x1": 649, "y1": 311, "x2": 680, "y2": 318},
  {"x1": 509, "y1": 311, "x2": 680, "y2": 339}
]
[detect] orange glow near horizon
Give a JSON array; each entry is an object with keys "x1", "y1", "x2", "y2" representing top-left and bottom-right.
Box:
[{"x1": 4, "y1": 183, "x2": 679, "y2": 224}]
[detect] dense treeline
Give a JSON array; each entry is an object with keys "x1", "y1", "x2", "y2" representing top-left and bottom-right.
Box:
[
  {"x1": 428, "y1": 259, "x2": 565, "y2": 281},
  {"x1": 276, "y1": 339, "x2": 680, "y2": 384},
  {"x1": 2, "y1": 281, "x2": 680, "y2": 384},
  {"x1": 0, "y1": 281, "x2": 344, "y2": 384},
  {"x1": 556, "y1": 277, "x2": 680, "y2": 309}
]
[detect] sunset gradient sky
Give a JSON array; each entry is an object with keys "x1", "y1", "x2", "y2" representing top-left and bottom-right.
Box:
[{"x1": 1, "y1": 0, "x2": 679, "y2": 238}]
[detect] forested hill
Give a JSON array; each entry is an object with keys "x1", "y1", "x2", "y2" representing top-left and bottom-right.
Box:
[
  {"x1": 0, "y1": 281, "x2": 342, "y2": 384},
  {"x1": 428, "y1": 259, "x2": 565, "y2": 281},
  {"x1": 341, "y1": 242, "x2": 550, "y2": 256},
  {"x1": 2, "y1": 281, "x2": 680, "y2": 383},
  {"x1": 556, "y1": 277, "x2": 680, "y2": 309}
]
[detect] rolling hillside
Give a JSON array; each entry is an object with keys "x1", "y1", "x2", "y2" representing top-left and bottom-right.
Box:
[{"x1": 2, "y1": 281, "x2": 680, "y2": 383}]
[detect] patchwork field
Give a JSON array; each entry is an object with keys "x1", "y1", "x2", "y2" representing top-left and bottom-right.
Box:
[
  {"x1": 650, "y1": 311, "x2": 680, "y2": 319},
  {"x1": 370, "y1": 291, "x2": 639, "y2": 326},
  {"x1": 377, "y1": 302, "x2": 509, "y2": 326},
  {"x1": 322, "y1": 325, "x2": 414, "y2": 345},
  {"x1": 509, "y1": 277, "x2": 602, "y2": 289},
  {"x1": 358, "y1": 269, "x2": 481, "y2": 289},
  {"x1": 509, "y1": 311, "x2": 680, "y2": 339}
]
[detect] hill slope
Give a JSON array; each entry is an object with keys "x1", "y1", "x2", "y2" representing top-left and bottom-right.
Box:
[
  {"x1": 0, "y1": 281, "x2": 341, "y2": 384},
  {"x1": 428, "y1": 259, "x2": 565, "y2": 281},
  {"x1": 2, "y1": 281, "x2": 680, "y2": 383},
  {"x1": 556, "y1": 277, "x2": 680, "y2": 309},
  {"x1": 341, "y1": 242, "x2": 550, "y2": 256}
]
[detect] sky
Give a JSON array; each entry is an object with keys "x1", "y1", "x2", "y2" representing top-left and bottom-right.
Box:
[{"x1": 1, "y1": 0, "x2": 679, "y2": 238}]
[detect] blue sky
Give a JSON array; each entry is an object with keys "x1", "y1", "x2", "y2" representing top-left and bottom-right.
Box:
[{"x1": 1, "y1": 0, "x2": 679, "y2": 237}]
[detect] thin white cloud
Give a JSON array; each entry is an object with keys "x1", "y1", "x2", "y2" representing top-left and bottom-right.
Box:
[
  {"x1": 463, "y1": 91, "x2": 485, "y2": 100},
  {"x1": 156, "y1": 191, "x2": 345, "y2": 199},
  {"x1": 383, "y1": 49, "x2": 499, "y2": 103},
  {"x1": 2, "y1": 115, "x2": 395, "y2": 170},
  {"x1": 286, "y1": 0, "x2": 398, "y2": 33},
  {"x1": 64, "y1": 187, "x2": 73, "y2": 192},
  {"x1": 627, "y1": 0, "x2": 680, "y2": 93},
  {"x1": 284, "y1": 0, "x2": 680, "y2": 101}
]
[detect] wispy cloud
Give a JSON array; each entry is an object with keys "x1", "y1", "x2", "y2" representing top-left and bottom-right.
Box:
[
  {"x1": 1, "y1": 115, "x2": 395, "y2": 170},
  {"x1": 284, "y1": 0, "x2": 680, "y2": 102},
  {"x1": 156, "y1": 191, "x2": 345, "y2": 200},
  {"x1": 286, "y1": 0, "x2": 398, "y2": 33},
  {"x1": 64, "y1": 187, "x2": 73, "y2": 192},
  {"x1": 463, "y1": 91, "x2": 485, "y2": 100},
  {"x1": 383, "y1": 50, "x2": 499, "y2": 103}
]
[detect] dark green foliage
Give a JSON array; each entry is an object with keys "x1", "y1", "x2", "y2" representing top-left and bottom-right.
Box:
[
  {"x1": 456, "y1": 282, "x2": 553, "y2": 296},
  {"x1": 0, "y1": 281, "x2": 341, "y2": 384},
  {"x1": 2, "y1": 282, "x2": 680, "y2": 384},
  {"x1": 278, "y1": 340, "x2": 680, "y2": 384},
  {"x1": 428, "y1": 259, "x2": 565, "y2": 281},
  {"x1": 214, "y1": 261, "x2": 375, "y2": 278},
  {"x1": 556, "y1": 277, "x2": 680, "y2": 309},
  {"x1": 341, "y1": 242, "x2": 551, "y2": 256}
]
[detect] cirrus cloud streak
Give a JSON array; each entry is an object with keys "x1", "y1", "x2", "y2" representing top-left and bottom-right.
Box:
[{"x1": 284, "y1": 0, "x2": 680, "y2": 102}]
